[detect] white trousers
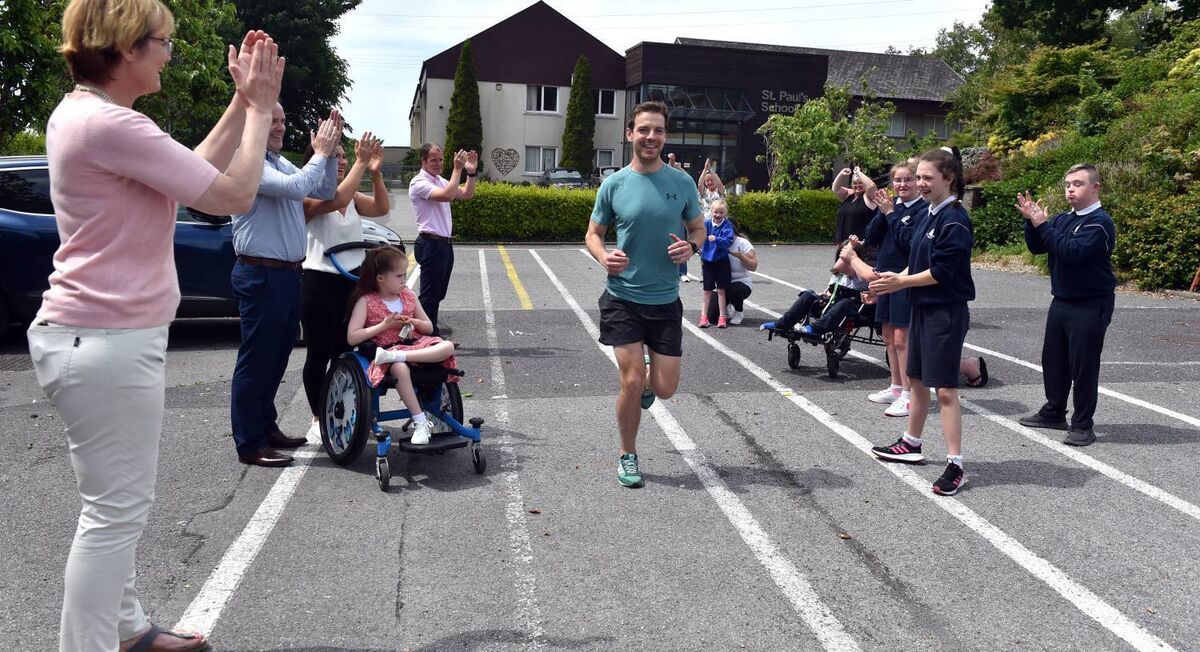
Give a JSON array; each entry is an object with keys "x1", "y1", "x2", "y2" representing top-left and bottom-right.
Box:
[{"x1": 27, "y1": 322, "x2": 169, "y2": 652}]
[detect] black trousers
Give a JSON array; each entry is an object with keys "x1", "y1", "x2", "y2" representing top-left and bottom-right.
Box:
[
  {"x1": 706, "y1": 281, "x2": 752, "y2": 321},
  {"x1": 300, "y1": 269, "x2": 356, "y2": 416},
  {"x1": 1038, "y1": 294, "x2": 1115, "y2": 430},
  {"x1": 414, "y1": 235, "x2": 454, "y2": 335}
]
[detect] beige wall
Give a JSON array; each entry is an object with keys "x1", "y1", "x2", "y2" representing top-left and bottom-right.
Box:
[{"x1": 410, "y1": 77, "x2": 626, "y2": 182}]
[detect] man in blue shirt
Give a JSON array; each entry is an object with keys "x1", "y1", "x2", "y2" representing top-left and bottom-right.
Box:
[
  {"x1": 229, "y1": 103, "x2": 341, "y2": 467},
  {"x1": 585, "y1": 100, "x2": 706, "y2": 488},
  {"x1": 1016, "y1": 164, "x2": 1117, "y2": 447}
]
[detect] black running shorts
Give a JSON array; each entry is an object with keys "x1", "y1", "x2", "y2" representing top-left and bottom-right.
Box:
[{"x1": 597, "y1": 290, "x2": 684, "y2": 357}]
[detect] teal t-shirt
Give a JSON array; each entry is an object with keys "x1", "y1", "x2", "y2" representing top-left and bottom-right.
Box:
[{"x1": 590, "y1": 165, "x2": 701, "y2": 304}]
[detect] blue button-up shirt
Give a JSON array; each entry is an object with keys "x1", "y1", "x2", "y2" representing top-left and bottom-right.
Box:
[{"x1": 231, "y1": 151, "x2": 337, "y2": 261}]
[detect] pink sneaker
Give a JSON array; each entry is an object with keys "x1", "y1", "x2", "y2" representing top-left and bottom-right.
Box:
[
  {"x1": 717, "y1": 315, "x2": 728, "y2": 329},
  {"x1": 698, "y1": 315, "x2": 711, "y2": 328}
]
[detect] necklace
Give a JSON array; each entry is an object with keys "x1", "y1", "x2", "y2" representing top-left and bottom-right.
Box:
[{"x1": 74, "y1": 84, "x2": 113, "y2": 104}]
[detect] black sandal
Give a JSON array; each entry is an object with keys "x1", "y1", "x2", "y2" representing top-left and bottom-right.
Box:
[
  {"x1": 126, "y1": 624, "x2": 211, "y2": 652},
  {"x1": 965, "y1": 356, "x2": 989, "y2": 388}
]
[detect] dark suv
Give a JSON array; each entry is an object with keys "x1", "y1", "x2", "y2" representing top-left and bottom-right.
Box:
[{"x1": 0, "y1": 155, "x2": 402, "y2": 340}]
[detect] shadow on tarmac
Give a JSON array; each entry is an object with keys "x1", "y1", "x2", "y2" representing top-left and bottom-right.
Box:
[
  {"x1": 961, "y1": 459, "x2": 1098, "y2": 489},
  {"x1": 1097, "y1": 423, "x2": 1200, "y2": 445}
]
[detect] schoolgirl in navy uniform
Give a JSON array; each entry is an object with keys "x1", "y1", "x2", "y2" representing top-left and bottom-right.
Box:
[{"x1": 868, "y1": 147, "x2": 975, "y2": 496}]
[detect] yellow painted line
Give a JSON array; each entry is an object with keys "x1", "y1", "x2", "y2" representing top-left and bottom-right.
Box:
[{"x1": 496, "y1": 245, "x2": 534, "y2": 310}]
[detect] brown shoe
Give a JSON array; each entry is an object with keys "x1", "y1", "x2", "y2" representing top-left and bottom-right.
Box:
[
  {"x1": 238, "y1": 447, "x2": 293, "y2": 467},
  {"x1": 266, "y1": 430, "x2": 306, "y2": 448}
]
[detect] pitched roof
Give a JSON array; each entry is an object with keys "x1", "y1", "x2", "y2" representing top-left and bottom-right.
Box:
[
  {"x1": 420, "y1": 1, "x2": 625, "y2": 88},
  {"x1": 674, "y1": 37, "x2": 964, "y2": 103}
]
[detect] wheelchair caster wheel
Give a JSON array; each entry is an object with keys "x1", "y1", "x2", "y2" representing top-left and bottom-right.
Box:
[
  {"x1": 471, "y1": 444, "x2": 486, "y2": 475},
  {"x1": 826, "y1": 352, "x2": 840, "y2": 378},
  {"x1": 376, "y1": 457, "x2": 390, "y2": 492},
  {"x1": 787, "y1": 343, "x2": 801, "y2": 369}
]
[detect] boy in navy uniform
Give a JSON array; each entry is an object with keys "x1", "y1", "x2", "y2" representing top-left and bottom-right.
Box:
[
  {"x1": 1015, "y1": 164, "x2": 1116, "y2": 446},
  {"x1": 868, "y1": 148, "x2": 975, "y2": 496}
]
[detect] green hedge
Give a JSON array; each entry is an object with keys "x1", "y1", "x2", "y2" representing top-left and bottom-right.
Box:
[
  {"x1": 452, "y1": 183, "x2": 841, "y2": 243},
  {"x1": 1112, "y1": 188, "x2": 1200, "y2": 289}
]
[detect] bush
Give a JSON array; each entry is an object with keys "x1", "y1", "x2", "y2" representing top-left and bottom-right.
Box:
[
  {"x1": 1112, "y1": 186, "x2": 1200, "y2": 289},
  {"x1": 727, "y1": 190, "x2": 840, "y2": 242},
  {"x1": 0, "y1": 131, "x2": 46, "y2": 155},
  {"x1": 450, "y1": 184, "x2": 841, "y2": 243}
]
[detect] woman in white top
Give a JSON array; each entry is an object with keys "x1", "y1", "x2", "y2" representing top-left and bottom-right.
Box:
[
  {"x1": 300, "y1": 134, "x2": 390, "y2": 438},
  {"x1": 706, "y1": 230, "x2": 757, "y2": 324}
]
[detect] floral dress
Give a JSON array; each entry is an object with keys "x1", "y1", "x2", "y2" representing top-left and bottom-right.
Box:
[{"x1": 364, "y1": 288, "x2": 458, "y2": 387}]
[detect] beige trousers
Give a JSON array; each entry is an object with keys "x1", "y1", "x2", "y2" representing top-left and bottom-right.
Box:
[{"x1": 27, "y1": 321, "x2": 169, "y2": 652}]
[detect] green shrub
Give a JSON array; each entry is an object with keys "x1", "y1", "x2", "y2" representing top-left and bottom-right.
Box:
[
  {"x1": 451, "y1": 184, "x2": 841, "y2": 243},
  {"x1": 1112, "y1": 186, "x2": 1200, "y2": 289},
  {"x1": 0, "y1": 131, "x2": 46, "y2": 155},
  {"x1": 726, "y1": 190, "x2": 839, "y2": 242}
]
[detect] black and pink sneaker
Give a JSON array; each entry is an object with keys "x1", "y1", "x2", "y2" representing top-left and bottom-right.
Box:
[
  {"x1": 932, "y1": 462, "x2": 966, "y2": 496},
  {"x1": 871, "y1": 437, "x2": 925, "y2": 463}
]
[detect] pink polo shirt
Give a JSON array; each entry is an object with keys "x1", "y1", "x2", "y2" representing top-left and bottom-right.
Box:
[
  {"x1": 40, "y1": 92, "x2": 219, "y2": 328},
  {"x1": 407, "y1": 168, "x2": 453, "y2": 237}
]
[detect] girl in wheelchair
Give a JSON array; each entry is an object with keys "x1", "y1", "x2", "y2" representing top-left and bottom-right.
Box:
[
  {"x1": 346, "y1": 246, "x2": 457, "y2": 445},
  {"x1": 761, "y1": 239, "x2": 871, "y2": 336}
]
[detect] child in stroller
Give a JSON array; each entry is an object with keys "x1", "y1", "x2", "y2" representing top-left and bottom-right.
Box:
[{"x1": 760, "y1": 239, "x2": 872, "y2": 336}]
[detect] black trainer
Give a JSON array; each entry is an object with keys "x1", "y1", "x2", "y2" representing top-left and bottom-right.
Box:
[
  {"x1": 1063, "y1": 428, "x2": 1096, "y2": 446},
  {"x1": 871, "y1": 437, "x2": 925, "y2": 463},
  {"x1": 932, "y1": 462, "x2": 966, "y2": 496},
  {"x1": 1018, "y1": 413, "x2": 1068, "y2": 431}
]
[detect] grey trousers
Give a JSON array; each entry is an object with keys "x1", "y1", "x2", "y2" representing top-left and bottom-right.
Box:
[{"x1": 28, "y1": 321, "x2": 169, "y2": 652}]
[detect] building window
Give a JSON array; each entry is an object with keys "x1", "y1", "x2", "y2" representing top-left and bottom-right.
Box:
[
  {"x1": 595, "y1": 149, "x2": 615, "y2": 168},
  {"x1": 526, "y1": 85, "x2": 558, "y2": 112},
  {"x1": 926, "y1": 115, "x2": 950, "y2": 139},
  {"x1": 594, "y1": 89, "x2": 616, "y2": 115},
  {"x1": 887, "y1": 113, "x2": 906, "y2": 138},
  {"x1": 525, "y1": 146, "x2": 557, "y2": 173}
]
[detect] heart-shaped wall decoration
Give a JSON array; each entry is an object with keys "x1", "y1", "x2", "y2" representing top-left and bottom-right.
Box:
[{"x1": 491, "y1": 148, "x2": 520, "y2": 175}]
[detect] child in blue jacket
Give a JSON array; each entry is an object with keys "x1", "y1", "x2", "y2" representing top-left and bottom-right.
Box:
[{"x1": 699, "y1": 199, "x2": 736, "y2": 329}]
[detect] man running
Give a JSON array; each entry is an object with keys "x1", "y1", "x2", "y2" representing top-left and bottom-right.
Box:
[{"x1": 585, "y1": 100, "x2": 705, "y2": 488}]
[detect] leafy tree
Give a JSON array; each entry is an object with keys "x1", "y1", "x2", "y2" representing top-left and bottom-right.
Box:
[
  {"x1": 138, "y1": 0, "x2": 242, "y2": 148},
  {"x1": 560, "y1": 55, "x2": 595, "y2": 172},
  {"x1": 442, "y1": 39, "x2": 483, "y2": 177},
  {"x1": 230, "y1": 0, "x2": 360, "y2": 152},
  {"x1": 993, "y1": 0, "x2": 1144, "y2": 47},
  {"x1": 0, "y1": 0, "x2": 69, "y2": 152},
  {"x1": 756, "y1": 83, "x2": 897, "y2": 190}
]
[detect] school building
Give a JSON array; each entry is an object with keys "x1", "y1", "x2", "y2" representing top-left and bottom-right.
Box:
[{"x1": 407, "y1": 1, "x2": 964, "y2": 189}]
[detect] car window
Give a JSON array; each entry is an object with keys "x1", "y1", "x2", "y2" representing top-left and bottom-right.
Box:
[{"x1": 0, "y1": 168, "x2": 53, "y2": 214}]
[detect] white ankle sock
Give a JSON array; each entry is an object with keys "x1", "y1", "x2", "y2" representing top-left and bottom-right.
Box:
[
  {"x1": 890, "y1": 384, "x2": 903, "y2": 393},
  {"x1": 412, "y1": 412, "x2": 428, "y2": 424},
  {"x1": 902, "y1": 433, "x2": 923, "y2": 447},
  {"x1": 947, "y1": 454, "x2": 963, "y2": 468}
]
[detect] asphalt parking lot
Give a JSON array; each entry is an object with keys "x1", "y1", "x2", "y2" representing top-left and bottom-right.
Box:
[{"x1": 2, "y1": 241, "x2": 1198, "y2": 651}]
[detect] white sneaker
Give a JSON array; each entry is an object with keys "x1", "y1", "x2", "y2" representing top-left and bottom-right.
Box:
[
  {"x1": 680, "y1": 275, "x2": 691, "y2": 283},
  {"x1": 868, "y1": 387, "x2": 901, "y2": 404},
  {"x1": 374, "y1": 347, "x2": 402, "y2": 365},
  {"x1": 305, "y1": 420, "x2": 321, "y2": 442},
  {"x1": 727, "y1": 305, "x2": 744, "y2": 325},
  {"x1": 884, "y1": 396, "x2": 910, "y2": 417},
  {"x1": 410, "y1": 419, "x2": 432, "y2": 445}
]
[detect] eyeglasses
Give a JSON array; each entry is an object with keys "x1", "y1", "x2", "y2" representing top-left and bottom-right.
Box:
[
  {"x1": 145, "y1": 36, "x2": 174, "y2": 55},
  {"x1": 892, "y1": 177, "x2": 917, "y2": 184}
]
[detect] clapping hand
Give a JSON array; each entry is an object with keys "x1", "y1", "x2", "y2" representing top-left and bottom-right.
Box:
[
  {"x1": 452, "y1": 150, "x2": 468, "y2": 172},
  {"x1": 228, "y1": 30, "x2": 270, "y2": 100},
  {"x1": 838, "y1": 167, "x2": 852, "y2": 179},
  {"x1": 872, "y1": 188, "x2": 895, "y2": 214},
  {"x1": 1015, "y1": 191, "x2": 1049, "y2": 227},
  {"x1": 464, "y1": 150, "x2": 478, "y2": 175},
  {"x1": 236, "y1": 36, "x2": 285, "y2": 112},
  {"x1": 365, "y1": 134, "x2": 385, "y2": 174},
  {"x1": 310, "y1": 110, "x2": 343, "y2": 157}
]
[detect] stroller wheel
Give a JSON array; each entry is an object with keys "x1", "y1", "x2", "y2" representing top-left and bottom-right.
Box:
[
  {"x1": 787, "y1": 343, "x2": 801, "y2": 369},
  {"x1": 376, "y1": 456, "x2": 390, "y2": 492},
  {"x1": 826, "y1": 350, "x2": 841, "y2": 378},
  {"x1": 471, "y1": 443, "x2": 487, "y2": 475}
]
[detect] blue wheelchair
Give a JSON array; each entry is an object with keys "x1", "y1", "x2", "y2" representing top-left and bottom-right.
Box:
[{"x1": 318, "y1": 241, "x2": 485, "y2": 491}]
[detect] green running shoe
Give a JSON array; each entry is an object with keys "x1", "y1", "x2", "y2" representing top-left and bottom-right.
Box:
[
  {"x1": 617, "y1": 452, "x2": 644, "y2": 488},
  {"x1": 641, "y1": 389, "x2": 656, "y2": 409}
]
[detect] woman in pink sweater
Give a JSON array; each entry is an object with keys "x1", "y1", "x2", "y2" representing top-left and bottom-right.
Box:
[{"x1": 26, "y1": 1, "x2": 284, "y2": 650}]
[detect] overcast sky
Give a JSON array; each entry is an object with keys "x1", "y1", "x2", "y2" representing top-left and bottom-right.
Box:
[{"x1": 330, "y1": 0, "x2": 991, "y2": 147}]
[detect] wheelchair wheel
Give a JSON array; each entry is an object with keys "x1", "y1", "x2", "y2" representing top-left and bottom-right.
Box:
[
  {"x1": 376, "y1": 457, "x2": 390, "y2": 492},
  {"x1": 471, "y1": 442, "x2": 486, "y2": 474},
  {"x1": 787, "y1": 342, "x2": 801, "y2": 369},
  {"x1": 320, "y1": 357, "x2": 371, "y2": 465},
  {"x1": 826, "y1": 351, "x2": 840, "y2": 378}
]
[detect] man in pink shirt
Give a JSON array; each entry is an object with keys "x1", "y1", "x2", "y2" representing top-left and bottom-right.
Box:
[{"x1": 407, "y1": 143, "x2": 477, "y2": 336}]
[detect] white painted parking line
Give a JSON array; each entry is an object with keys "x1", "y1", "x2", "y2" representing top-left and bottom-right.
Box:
[
  {"x1": 478, "y1": 249, "x2": 546, "y2": 649},
  {"x1": 751, "y1": 269, "x2": 806, "y2": 291},
  {"x1": 962, "y1": 342, "x2": 1200, "y2": 430},
  {"x1": 536, "y1": 250, "x2": 861, "y2": 652},
  {"x1": 661, "y1": 286, "x2": 1176, "y2": 651},
  {"x1": 175, "y1": 440, "x2": 321, "y2": 635}
]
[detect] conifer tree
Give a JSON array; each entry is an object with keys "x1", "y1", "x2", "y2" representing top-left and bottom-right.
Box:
[
  {"x1": 560, "y1": 55, "x2": 595, "y2": 172},
  {"x1": 443, "y1": 39, "x2": 483, "y2": 176}
]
